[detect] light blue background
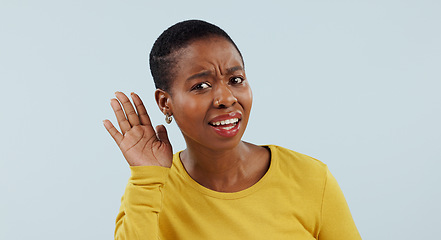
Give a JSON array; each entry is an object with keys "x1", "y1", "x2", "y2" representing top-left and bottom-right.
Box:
[{"x1": 1, "y1": 0, "x2": 440, "y2": 239}]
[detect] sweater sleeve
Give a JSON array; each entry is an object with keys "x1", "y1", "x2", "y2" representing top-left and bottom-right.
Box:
[
  {"x1": 318, "y1": 168, "x2": 361, "y2": 240},
  {"x1": 115, "y1": 166, "x2": 170, "y2": 240}
]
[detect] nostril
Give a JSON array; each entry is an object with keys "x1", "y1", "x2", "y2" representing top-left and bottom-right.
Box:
[{"x1": 214, "y1": 92, "x2": 237, "y2": 108}]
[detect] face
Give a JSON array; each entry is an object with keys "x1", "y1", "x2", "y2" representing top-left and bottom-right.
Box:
[{"x1": 164, "y1": 36, "x2": 252, "y2": 151}]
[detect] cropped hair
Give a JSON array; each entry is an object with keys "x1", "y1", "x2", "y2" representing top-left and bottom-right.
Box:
[{"x1": 149, "y1": 20, "x2": 243, "y2": 93}]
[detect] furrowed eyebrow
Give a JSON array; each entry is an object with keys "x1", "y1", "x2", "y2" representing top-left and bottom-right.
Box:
[
  {"x1": 186, "y1": 71, "x2": 212, "y2": 81},
  {"x1": 226, "y1": 66, "x2": 244, "y2": 74},
  {"x1": 186, "y1": 66, "x2": 244, "y2": 81}
]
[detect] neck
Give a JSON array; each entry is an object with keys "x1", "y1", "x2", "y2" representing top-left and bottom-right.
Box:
[{"x1": 180, "y1": 140, "x2": 269, "y2": 192}]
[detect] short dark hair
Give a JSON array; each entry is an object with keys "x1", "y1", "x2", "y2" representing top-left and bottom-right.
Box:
[{"x1": 149, "y1": 20, "x2": 243, "y2": 93}]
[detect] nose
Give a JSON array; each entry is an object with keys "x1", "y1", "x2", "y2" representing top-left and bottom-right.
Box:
[{"x1": 213, "y1": 82, "x2": 237, "y2": 108}]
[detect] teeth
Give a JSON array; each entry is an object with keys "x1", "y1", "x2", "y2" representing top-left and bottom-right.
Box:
[
  {"x1": 221, "y1": 125, "x2": 235, "y2": 130},
  {"x1": 211, "y1": 118, "x2": 239, "y2": 126}
]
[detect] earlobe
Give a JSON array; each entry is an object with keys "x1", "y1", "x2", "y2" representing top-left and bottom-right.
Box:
[{"x1": 155, "y1": 89, "x2": 172, "y2": 114}]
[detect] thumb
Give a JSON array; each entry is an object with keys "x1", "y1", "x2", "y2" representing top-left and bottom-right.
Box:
[{"x1": 155, "y1": 125, "x2": 171, "y2": 145}]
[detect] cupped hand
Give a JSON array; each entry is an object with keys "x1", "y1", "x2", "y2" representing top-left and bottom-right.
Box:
[{"x1": 103, "y1": 92, "x2": 173, "y2": 167}]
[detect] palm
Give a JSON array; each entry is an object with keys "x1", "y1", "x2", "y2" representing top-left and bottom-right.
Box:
[
  {"x1": 104, "y1": 92, "x2": 173, "y2": 167},
  {"x1": 120, "y1": 125, "x2": 172, "y2": 167}
]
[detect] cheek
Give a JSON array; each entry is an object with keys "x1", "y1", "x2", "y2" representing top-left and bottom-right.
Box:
[
  {"x1": 248, "y1": 87, "x2": 253, "y2": 105},
  {"x1": 238, "y1": 86, "x2": 253, "y2": 109},
  {"x1": 172, "y1": 95, "x2": 210, "y2": 120}
]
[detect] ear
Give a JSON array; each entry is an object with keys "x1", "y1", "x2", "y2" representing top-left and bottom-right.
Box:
[{"x1": 155, "y1": 89, "x2": 173, "y2": 115}]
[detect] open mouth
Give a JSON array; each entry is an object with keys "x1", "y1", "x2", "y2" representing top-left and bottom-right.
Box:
[
  {"x1": 209, "y1": 118, "x2": 240, "y2": 130},
  {"x1": 208, "y1": 112, "x2": 242, "y2": 137}
]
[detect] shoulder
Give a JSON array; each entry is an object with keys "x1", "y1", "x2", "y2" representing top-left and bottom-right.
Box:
[
  {"x1": 267, "y1": 145, "x2": 327, "y2": 169},
  {"x1": 267, "y1": 145, "x2": 328, "y2": 182}
]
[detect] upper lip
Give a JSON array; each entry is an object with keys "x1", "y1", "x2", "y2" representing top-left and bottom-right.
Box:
[{"x1": 208, "y1": 112, "x2": 242, "y2": 124}]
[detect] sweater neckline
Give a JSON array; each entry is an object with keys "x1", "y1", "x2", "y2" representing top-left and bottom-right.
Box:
[{"x1": 173, "y1": 145, "x2": 277, "y2": 200}]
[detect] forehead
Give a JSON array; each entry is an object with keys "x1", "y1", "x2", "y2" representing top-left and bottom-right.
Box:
[{"x1": 176, "y1": 36, "x2": 243, "y2": 71}]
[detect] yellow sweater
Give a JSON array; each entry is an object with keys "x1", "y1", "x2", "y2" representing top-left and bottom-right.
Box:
[{"x1": 115, "y1": 145, "x2": 361, "y2": 239}]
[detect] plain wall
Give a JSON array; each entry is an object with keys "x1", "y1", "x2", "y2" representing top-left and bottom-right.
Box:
[{"x1": 1, "y1": 0, "x2": 440, "y2": 239}]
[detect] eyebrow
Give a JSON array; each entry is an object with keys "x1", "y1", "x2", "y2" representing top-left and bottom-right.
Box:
[
  {"x1": 186, "y1": 66, "x2": 244, "y2": 82},
  {"x1": 226, "y1": 66, "x2": 244, "y2": 74},
  {"x1": 186, "y1": 71, "x2": 212, "y2": 81}
]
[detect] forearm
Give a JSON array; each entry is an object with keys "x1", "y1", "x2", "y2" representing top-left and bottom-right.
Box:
[{"x1": 115, "y1": 166, "x2": 170, "y2": 240}]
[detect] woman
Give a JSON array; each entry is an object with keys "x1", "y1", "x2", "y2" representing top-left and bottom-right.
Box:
[{"x1": 103, "y1": 20, "x2": 361, "y2": 240}]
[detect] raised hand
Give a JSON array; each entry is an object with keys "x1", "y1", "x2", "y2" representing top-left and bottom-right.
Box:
[{"x1": 103, "y1": 92, "x2": 173, "y2": 167}]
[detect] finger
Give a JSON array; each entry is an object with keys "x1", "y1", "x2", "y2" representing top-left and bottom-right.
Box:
[
  {"x1": 110, "y1": 98, "x2": 132, "y2": 135},
  {"x1": 131, "y1": 92, "x2": 153, "y2": 126},
  {"x1": 103, "y1": 119, "x2": 123, "y2": 145},
  {"x1": 155, "y1": 125, "x2": 170, "y2": 145},
  {"x1": 115, "y1": 91, "x2": 141, "y2": 127}
]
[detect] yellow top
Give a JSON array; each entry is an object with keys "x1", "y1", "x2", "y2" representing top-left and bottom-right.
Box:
[{"x1": 115, "y1": 145, "x2": 361, "y2": 240}]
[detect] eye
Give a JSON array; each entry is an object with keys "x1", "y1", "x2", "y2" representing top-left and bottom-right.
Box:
[
  {"x1": 230, "y1": 77, "x2": 244, "y2": 85},
  {"x1": 191, "y1": 82, "x2": 211, "y2": 91}
]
